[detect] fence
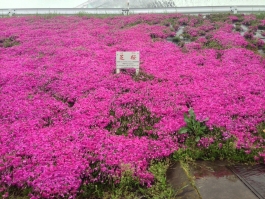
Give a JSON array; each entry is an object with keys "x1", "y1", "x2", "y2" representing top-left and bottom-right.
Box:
[{"x1": 1, "y1": 6, "x2": 265, "y2": 16}]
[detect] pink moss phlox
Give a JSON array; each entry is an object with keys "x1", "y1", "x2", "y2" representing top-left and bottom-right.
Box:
[
  {"x1": 1, "y1": 14, "x2": 265, "y2": 198},
  {"x1": 228, "y1": 15, "x2": 239, "y2": 22},
  {"x1": 242, "y1": 14, "x2": 256, "y2": 25},
  {"x1": 213, "y1": 30, "x2": 248, "y2": 47}
]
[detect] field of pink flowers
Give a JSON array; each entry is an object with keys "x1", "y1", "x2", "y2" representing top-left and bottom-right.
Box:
[{"x1": 0, "y1": 13, "x2": 265, "y2": 198}]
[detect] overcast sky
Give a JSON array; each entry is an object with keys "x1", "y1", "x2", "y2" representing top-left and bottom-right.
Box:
[
  {"x1": 1, "y1": 0, "x2": 264, "y2": 8},
  {"x1": 0, "y1": 0, "x2": 85, "y2": 8}
]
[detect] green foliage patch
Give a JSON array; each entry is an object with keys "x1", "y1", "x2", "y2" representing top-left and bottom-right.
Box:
[
  {"x1": 0, "y1": 36, "x2": 20, "y2": 48},
  {"x1": 78, "y1": 160, "x2": 176, "y2": 199},
  {"x1": 173, "y1": 109, "x2": 264, "y2": 163},
  {"x1": 203, "y1": 40, "x2": 223, "y2": 50},
  {"x1": 105, "y1": 105, "x2": 160, "y2": 139}
]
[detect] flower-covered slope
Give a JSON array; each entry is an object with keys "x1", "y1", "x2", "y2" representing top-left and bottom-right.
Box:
[{"x1": 0, "y1": 14, "x2": 265, "y2": 198}]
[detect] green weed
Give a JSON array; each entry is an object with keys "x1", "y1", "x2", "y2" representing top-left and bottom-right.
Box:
[
  {"x1": 78, "y1": 160, "x2": 176, "y2": 199},
  {"x1": 178, "y1": 108, "x2": 209, "y2": 142},
  {"x1": 174, "y1": 109, "x2": 263, "y2": 163}
]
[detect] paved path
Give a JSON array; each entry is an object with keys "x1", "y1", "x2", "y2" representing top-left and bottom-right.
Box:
[{"x1": 167, "y1": 161, "x2": 264, "y2": 199}]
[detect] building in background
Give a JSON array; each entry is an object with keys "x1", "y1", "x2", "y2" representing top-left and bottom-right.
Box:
[
  {"x1": 1, "y1": 0, "x2": 265, "y2": 9},
  {"x1": 72, "y1": 0, "x2": 265, "y2": 8}
]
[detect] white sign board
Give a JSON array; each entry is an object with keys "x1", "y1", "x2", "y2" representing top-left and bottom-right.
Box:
[{"x1": 116, "y1": 51, "x2": 140, "y2": 75}]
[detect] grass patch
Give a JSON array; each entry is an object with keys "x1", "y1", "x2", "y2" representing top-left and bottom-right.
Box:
[
  {"x1": 173, "y1": 138, "x2": 260, "y2": 162},
  {"x1": 0, "y1": 36, "x2": 20, "y2": 48},
  {"x1": 78, "y1": 165, "x2": 142, "y2": 199},
  {"x1": 256, "y1": 122, "x2": 265, "y2": 139},
  {"x1": 36, "y1": 12, "x2": 61, "y2": 19},
  {"x1": 1, "y1": 161, "x2": 176, "y2": 199},
  {"x1": 203, "y1": 40, "x2": 223, "y2": 50},
  {"x1": 77, "y1": 12, "x2": 122, "y2": 19},
  {"x1": 255, "y1": 12, "x2": 265, "y2": 20},
  {"x1": 144, "y1": 160, "x2": 176, "y2": 199},
  {"x1": 207, "y1": 13, "x2": 230, "y2": 22},
  {"x1": 0, "y1": 186, "x2": 31, "y2": 199},
  {"x1": 78, "y1": 160, "x2": 176, "y2": 199}
]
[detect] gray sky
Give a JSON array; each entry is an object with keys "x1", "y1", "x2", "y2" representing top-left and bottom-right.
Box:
[
  {"x1": 0, "y1": 0, "x2": 85, "y2": 8},
  {"x1": 0, "y1": 0, "x2": 264, "y2": 8}
]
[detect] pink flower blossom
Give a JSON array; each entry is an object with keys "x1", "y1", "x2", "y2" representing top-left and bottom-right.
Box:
[{"x1": 0, "y1": 14, "x2": 265, "y2": 198}]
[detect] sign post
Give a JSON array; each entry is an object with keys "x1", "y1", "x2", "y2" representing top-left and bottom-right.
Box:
[{"x1": 116, "y1": 51, "x2": 140, "y2": 75}]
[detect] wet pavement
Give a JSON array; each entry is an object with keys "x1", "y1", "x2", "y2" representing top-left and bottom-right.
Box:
[
  {"x1": 190, "y1": 161, "x2": 258, "y2": 199},
  {"x1": 230, "y1": 164, "x2": 265, "y2": 199},
  {"x1": 167, "y1": 161, "x2": 265, "y2": 199}
]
